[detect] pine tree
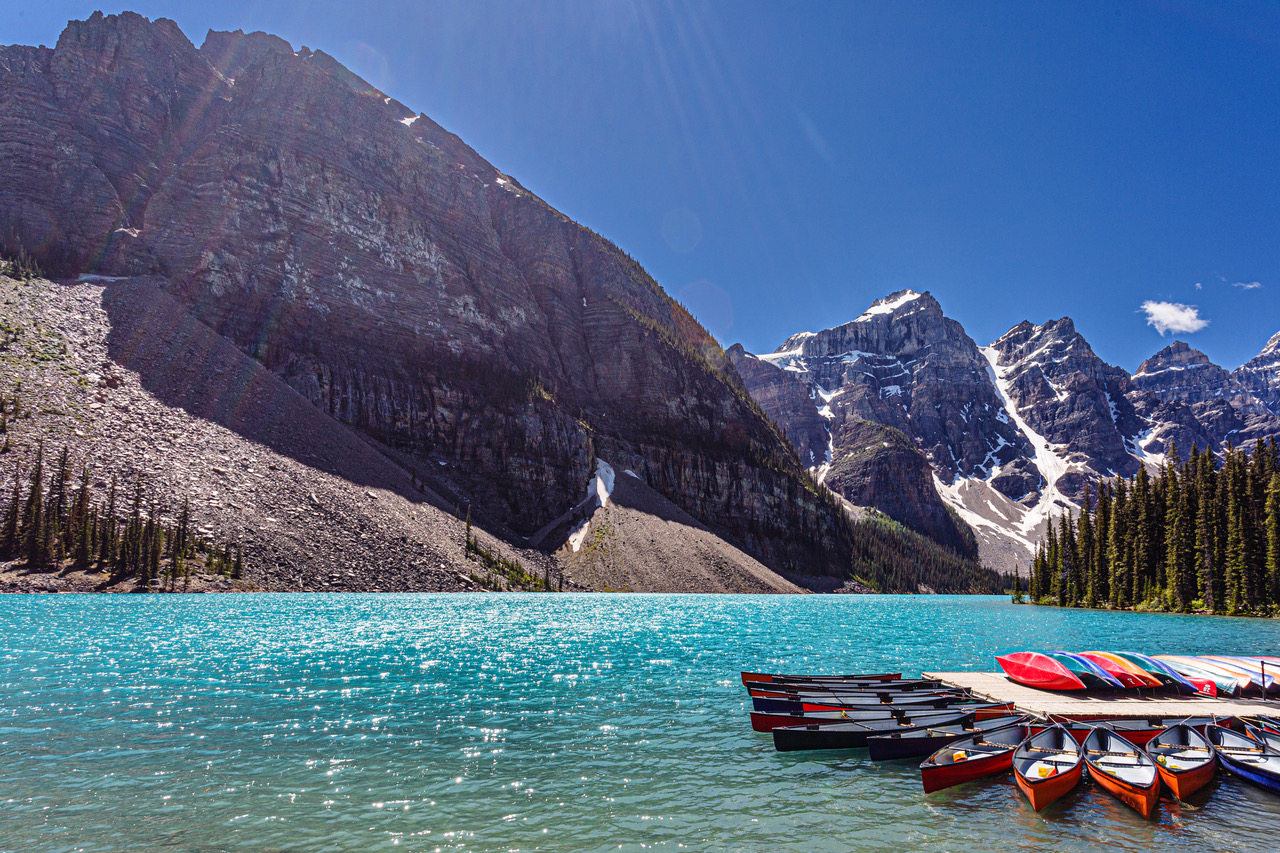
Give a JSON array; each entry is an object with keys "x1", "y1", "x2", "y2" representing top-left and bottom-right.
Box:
[
  {"x1": 100, "y1": 476, "x2": 118, "y2": 569},
  {"x1": 21, "y1": 441, "x2": 45, "y2": 567},
  {"x1": 70, "y1": 467, "x2": 92, "y2": 571},
  {"x1": 1, "y1": 464, "x2": 20, "y2": 559},
  {"x1": 1108, "y1": 479, "x2": 1129, "y2": 608},
  {"x1": 1267, "y1": 473, "x2": 1280, "y2": 608}
]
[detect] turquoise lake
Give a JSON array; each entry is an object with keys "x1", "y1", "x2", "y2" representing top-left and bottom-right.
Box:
[{"x1": 2, "y1": 593, "x2": 1279, "y2": 852}]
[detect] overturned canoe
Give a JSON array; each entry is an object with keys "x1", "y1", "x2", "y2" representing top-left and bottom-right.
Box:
[
  {"x1": 1078, "y1": 652, "x2": 1162, "y2": 689},
  {"x1": 996, "y1": 652, "x2": 1086, "y2": 691},
  {"x1": 920, "y1": 723, "x2": 1029, "y2": 794},
  {"x1": 1050, "y1": 652, "x2": 1125, "y2": 689},
  {"x1": 1109, "y1": 651, "x2": 1201, "y2": 694},
  {"x1": 1145, "y1": 723, "x2": 1215, "y2": 800}
]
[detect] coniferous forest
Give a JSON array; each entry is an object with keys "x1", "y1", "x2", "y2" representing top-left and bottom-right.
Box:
[
  {"x1": 1024, "y1": 438, "x2": 1280, "y2": 616},
  {"x1": 1, "y1": 441, "x2": 246, "y2": 590}
]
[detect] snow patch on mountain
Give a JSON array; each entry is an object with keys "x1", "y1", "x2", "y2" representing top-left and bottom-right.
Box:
[{"x1": 856, "y1": 289, "x2": 922, "y2": 321}]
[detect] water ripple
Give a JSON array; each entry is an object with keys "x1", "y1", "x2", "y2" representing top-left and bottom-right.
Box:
[{"x1": 1, "y1": 594, "x2": 1278, "y2": 851}]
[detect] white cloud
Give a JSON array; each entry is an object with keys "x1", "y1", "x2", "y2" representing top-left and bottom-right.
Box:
[
  {"x1": 1141, "y1": 300, "x2": 1208, "y2": 335},
  {"x1": 1231, "y1": 280, "x2": 1262, "y2": 290}
]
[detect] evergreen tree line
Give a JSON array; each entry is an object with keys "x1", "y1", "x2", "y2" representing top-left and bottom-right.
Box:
[
  {"x1": 1024, "y1": 438, "x2": 1280, "y2": 615},
  {"x1": 1, "y1": 442, "x2": 245, "y2": 590}
]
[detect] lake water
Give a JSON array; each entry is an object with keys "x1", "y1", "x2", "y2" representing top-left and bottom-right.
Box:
[{"x1": 1, "y1": 594, "x2": 1278, "y2": 852}]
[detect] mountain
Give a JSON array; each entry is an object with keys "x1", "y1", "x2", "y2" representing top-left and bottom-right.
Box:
[
  {"x1": 1233, "y1": 331, "x2": 1280, "y2": 416},
  {"x1": 734, "y1": 292, "x2": 1280, "y2": 573},
  {"x1": 0, "y1": 12, "x2": 998, "y2": 593}
]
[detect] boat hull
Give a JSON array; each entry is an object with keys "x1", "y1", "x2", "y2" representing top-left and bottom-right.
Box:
[
  {"x1": 772, "y1": 712, "x2": 972, "y2": 752},
  {"x1": 1016, "y1": 761, "x2": 1082, "y2": 811},
  {"x1": 740, "y1": 671, "x2": 900, "y2": 686},
  {"x1": 996, "y1": 652, "x2": 1086, "y2": 691},
  {"x1": 921, "y1": 749, "x2": 1014, "y2": 794},
  {"x1": 1216, "y1": 753, "x2": 1280, "y2": 794},
  {"x1": 1155, "y1": 759, "x2": 1215, "y2": 800}
]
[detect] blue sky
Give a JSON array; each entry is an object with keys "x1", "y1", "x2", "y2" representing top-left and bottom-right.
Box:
[{"x1": 8, "y1": 1, "x2": 1280, "y2": 370}]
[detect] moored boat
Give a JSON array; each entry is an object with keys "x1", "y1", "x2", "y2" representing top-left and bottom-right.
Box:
[
  {"x1": 868, "y1": 715, "x2": 1026, "y2": 761},
  {"x1": 920, "y1": 724, "x2": 1029, "y2": 793},
  {"x1": 1030, "y1": 716, "x2": 1220, "y2": 747},
  {"x1": 1145, "y1": 723, "x2": 1216, "y2": 800},
  {"x1": 1243, "y1": 722, "x2": 1280, "y2": 753},
  {"x1": 740, "y1": 671, "x2": 901, "y2": 686},
  {"x1": 772, "y1": 710, "x2": 973, "y2": 752},
  {"x1": 748, "y1": 688, "x2": 966, "y2": 705},
  {"x1": 1205, "y1": 724, "x2": 1280, "y2": 795},
  {"x1": 751, "y1": 694, "x2": 965, "y2": 714},
  {"x1": 1082, "y1": 727, "x2": 1160, "y2": 818},
  {"x1": 1012, "y1": 724, "x2": 1084, "y2": 811}
]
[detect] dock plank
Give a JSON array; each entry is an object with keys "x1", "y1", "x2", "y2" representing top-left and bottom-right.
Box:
[{"x1": 923, "y1": 671, "x2": 1279, "y2": 721}]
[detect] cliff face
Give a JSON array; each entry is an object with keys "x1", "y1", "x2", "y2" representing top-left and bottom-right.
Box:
[
  {"x1": 1233, "y1": 331, "x2": 1280, "y2": 417},
  {"x1": 0, "y1": 12, "x2": 858, "y2": 576},
  {"x1": 730, "y1": 292, "x2": 985, "y2": 556}
]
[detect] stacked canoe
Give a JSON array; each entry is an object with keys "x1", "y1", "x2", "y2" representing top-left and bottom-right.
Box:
[
  {"x1": 996, "y1": 651, "x2": 1280, "y2": 697},
  {"x1": 744, "y1": 668, "x2": 1280, "y2": 816}
]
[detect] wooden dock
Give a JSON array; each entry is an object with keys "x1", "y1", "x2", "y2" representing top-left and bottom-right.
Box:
[{"x1": 924, "y1": 671, "x2": 1280, "y2": 721}]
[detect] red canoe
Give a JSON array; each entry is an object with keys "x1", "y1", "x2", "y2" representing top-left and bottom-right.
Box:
[
  {"x1": 997, "y1": 652, "x2": 1087, "y2": 691},
  {"x1": 1013, "y1": 724, "x2": 1084, "y2": 810},
  {"x1": 920, "y1": 723, "x2": 1029, "y2": 793}
]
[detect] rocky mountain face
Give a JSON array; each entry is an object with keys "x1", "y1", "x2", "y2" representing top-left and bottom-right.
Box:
[
  {"x1": 729, "y1": 292, "x2": 995, "y2": 556},
  {"x1": 734, "y1": 292, "x2": 1280, "y2": 573},
  {"x1": 1234, "y1": 331, "x2": 1280, "y2": 416},
  {"x1": 0, "y1": 11, "x2": 915, "y2": 585}
]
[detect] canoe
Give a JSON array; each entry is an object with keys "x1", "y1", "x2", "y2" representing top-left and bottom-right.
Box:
[
  {"x1": 1110, "y1": 651, "x2": 1202, "y2": 695},
  {"x1": 1049, "y1": 652, "x2": 1125, "y2": 689},
  {"x1": 753, "y1": 706, "x2": 920, "y2": 732},
  {"x1": 1174, "y1": 655, "x2": 1265, "y2": 692},
  {"x1": 753, "y1": 696, "x2": 1012, "y2": 719},
  {"x1": 744, "y1": 680, "x2": 950, "y2": 696},
  {"x1": 996, "y1": 652, "x2": 1087, "y2": 691},
  {"x1": 1205, "y1": 724, "x2": 1280, "y2": 795},
  {"x1": 748, "y1": 688, "x2": 965, "y2": 705},
  {"x1": 1145, "y1": 723, "x2": 1216, "y2": 800},
  {"x1": 920, "y1": 724, "x2": 1029, "y2": 793},
  {"x1": 1083, "y1": 727, "x2": 1159, "y2": 818},
  {"x1": 1031, "y1": 716, "x2": 1220, "y2": 747},
  {"x1": 1199, "y1": 656, "x2": 1277, "y2": 692},
  {"x1": 868, "y1": 715, "x2": 1026, "y2": 761},
  {"x1": 1242, "y1": 715, "x2": 1280, "y2": 736},
  {"x1": 1013, "y1": 724, "x2": 1084, "y2": 811},
  {"x1": 1152, "y1": 656, "x2": 1245, "y2": 696},
  {"x1": 751, "y1": 694, "x2": 966, "y2": 714},
  {"x1": 1243, "y1": 722, "x2": 1280, "y2": 753},
  {"x1": 745, "y1": 678, "x2": 947, "y2": 693},
  {"x1": 1079, "y1": 652, "x2": 1163, "y2": 688},
  {"x1": 772, "y1": 710, "x2": 973, "y2": 752},
  {"x1": 740, "y1": 671, "x2": 900, "y2": 686}
]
